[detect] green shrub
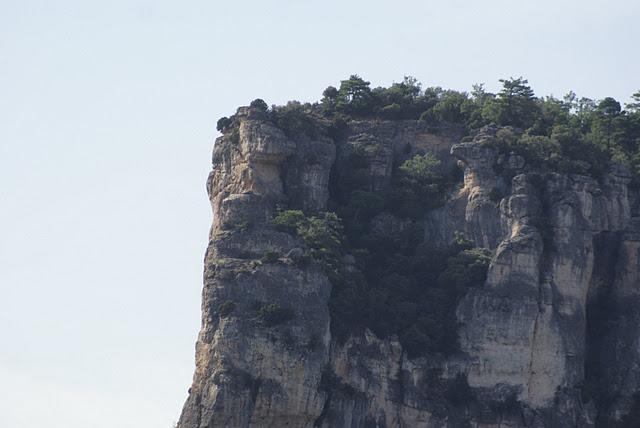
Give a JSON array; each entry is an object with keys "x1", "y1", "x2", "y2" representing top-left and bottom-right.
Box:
[
  {"x1": 216, "y1": 116, "x2": 232, "y2": 132},
  {"x1": 429, "y1": 91, "x2": 471, "y2": 124},
  {"x1": 399, "y1": 153, "x2": 441, "y2": 181},
  {"x1": 438, "y1": 247, "x2": 492, "y2": 292},
  {"x1": 258, "y1": 304, "x2": 295, "y2": 326},
  {"x1": 271, "y1": 101, "x2": 323, "y2": 139},
  {"x1": 273, "y1": 209, "x2": 306, "y2": 233},
  {"x1": 419, "y1": 109, "x2": 439, "y2": 128},
  {"x1": 487, "y1": 123, "x2": 613, "y2": 179},
  {"x1": 329, "y1": 233, "x2": 491, "y2": 357},
  {"x1": 273, "y1": 210, "x2": 343, "y2": 273},
  {"x1": 387, "y1": 152, "x2": 450, "y2": 218},
  {"x1": 380, "y1": 103, "x2": 402, "y2": 119},
  {"x1": 249, "y1": 98, "x2": 268, "y2": 111},
  {"x1": 299, "y1": 213, "x2": 343, "y2": 254},
  {"x1": 324, "y1": 148, "x2": 486, "y2": 358}
]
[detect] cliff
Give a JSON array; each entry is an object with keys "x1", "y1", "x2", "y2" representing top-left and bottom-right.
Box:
[{"x1": 176, "y1": 105, "x2": 640, "y2": 427}]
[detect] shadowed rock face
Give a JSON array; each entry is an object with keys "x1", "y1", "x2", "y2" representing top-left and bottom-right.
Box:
[{"x1": 177, "y1": 107, "x2": 640, "y2": 428}]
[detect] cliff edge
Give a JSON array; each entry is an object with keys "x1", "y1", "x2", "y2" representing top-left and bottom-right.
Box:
[{"x1": 177, "y1": 101, "x2": 640, "y2": 427}]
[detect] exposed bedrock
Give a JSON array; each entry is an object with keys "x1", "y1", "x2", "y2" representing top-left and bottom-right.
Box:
[{"x1": 178, "y1": 109, "x2": 640, "y2": 427}]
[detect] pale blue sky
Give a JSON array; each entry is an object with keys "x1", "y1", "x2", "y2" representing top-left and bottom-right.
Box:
[{"x1": 0, "y1": 1, "x2": 638, "y2": 427}]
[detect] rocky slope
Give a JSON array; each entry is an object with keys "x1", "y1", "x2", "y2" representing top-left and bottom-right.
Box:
[{"x1": 177, "y1": 105, "x2": 640, "y2": 427}]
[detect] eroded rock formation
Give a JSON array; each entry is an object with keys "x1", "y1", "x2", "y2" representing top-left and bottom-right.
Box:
[{"x1": 177, "y1": 106, "x2": 640, "y2": 427}]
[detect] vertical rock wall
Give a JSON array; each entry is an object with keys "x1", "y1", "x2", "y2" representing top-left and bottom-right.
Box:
[{"x1": 178, "y1": 109, "x2": 640, "y2": 427}]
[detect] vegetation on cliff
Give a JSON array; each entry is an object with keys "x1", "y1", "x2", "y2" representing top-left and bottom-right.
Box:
[
  {"x1": 220, "y1": 76, "x2": 640, "y2": 182},
  {"x1": 181, "y1": 76, "x2": 640, "y2": 426},
  {"x1": 274, "y1": 207, "x2": 491, "y2": 358},
  {"x1": 229, "y1": 76, "x2": 640, "y2": 357},
  {"x1": 329, "y1": 232, "x2": 491, "y2": 358}
]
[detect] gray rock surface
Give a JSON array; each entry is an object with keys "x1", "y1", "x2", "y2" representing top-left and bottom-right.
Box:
[{"x1": 177, "y1": 110, "x2": 640, "y2": 427}]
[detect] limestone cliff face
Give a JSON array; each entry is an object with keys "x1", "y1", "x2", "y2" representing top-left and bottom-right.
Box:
[{"x1": 177, "y1": 107, "x2": 640, "y2": 427}]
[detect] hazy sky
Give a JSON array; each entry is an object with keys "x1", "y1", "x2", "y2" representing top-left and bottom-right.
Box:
[{"x1": 1, "y1": 1, "x2": 638, "y2": 427}]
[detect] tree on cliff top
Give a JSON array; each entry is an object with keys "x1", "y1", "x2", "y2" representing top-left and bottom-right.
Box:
[
  {"x1": 626, "y1": 90, "x2": 640, "y2": 113},
  {"x1": 482, "y1": 77, "x2": 539, "y2": 129},
  {"x1": 335, "y1": 75, "x2": 374, "y2": 115}
]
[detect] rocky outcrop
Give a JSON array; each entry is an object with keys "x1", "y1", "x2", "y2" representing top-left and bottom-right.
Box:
[{"x1": 177, "y1": 108, "x2": 640, "y2": 427}]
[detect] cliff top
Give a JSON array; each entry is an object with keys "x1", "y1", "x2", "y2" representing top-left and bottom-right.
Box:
[{"x1": 218, "y1": 75, "x2": 640, "y2": 183}]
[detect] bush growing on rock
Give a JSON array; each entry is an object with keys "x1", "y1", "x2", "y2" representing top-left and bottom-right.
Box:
[
  {"x1": 249, "y1": 98, "x2": 269, "y2": 111},
  {"x1": 387, "y1": 152, "x2": 450, "y2": 218},
  {"x1": 329, "y1": 230, "x2": 492, "y2": 357},
  {"x1": 270, "y1": 101, "x2": 322, "y2": 139},
  {"x1": 399, "y1": 152, "x2": 441, "y2": 181},
  {"x1": 438, "y1": 248, "x2": 492, "y2": 291},
  {"x1": 322, "y1": 146, "x2": 487, "y2": 356},
  {"x1": 380, "y1": 103, "x2": 402, "y2": 119},
  {"x1": 263, "y1": 74, "x2": 640, "y2": 184},
  {"x1": 273, "y1": 209, "x2": 306, "y2": 232},
  {"x1": 216, "y1": 116, "x2": 232, "y2": 132},
  {"x1": 426, "y1": 90, "x2": 472, "y2": 125},
  {"x1": 273, "y1": 210, "x2": 343, "y2": 274}
]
